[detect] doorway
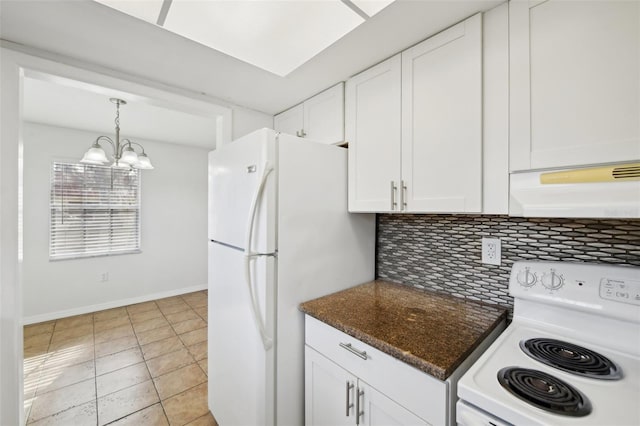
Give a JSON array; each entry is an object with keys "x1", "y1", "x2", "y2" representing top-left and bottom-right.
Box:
[{"x1": 1, "y1": 46, "x2": 231, "y2": 425}]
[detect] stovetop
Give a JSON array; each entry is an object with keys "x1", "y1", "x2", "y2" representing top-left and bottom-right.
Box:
[
  {"x1": 458, "y1": 261, "x2": 640, "y2": 426},
  {"x1": 458, "y1": 323, "x2": 640, "y2": 425}
]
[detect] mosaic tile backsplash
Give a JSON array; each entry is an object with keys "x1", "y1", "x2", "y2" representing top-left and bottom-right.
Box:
[{"x1": 376, "y1": 215, "x2": 640, "y2": 313}]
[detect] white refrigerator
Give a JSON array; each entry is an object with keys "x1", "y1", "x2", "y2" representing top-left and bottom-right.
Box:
[{"x1": 207, "y1": 128, "x2": 375, "y2": 426}]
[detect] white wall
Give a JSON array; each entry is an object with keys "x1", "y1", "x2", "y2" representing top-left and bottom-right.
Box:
[
  {"x1": 232, "y1": 106, "x2": 273, "y2": 140},
  {"x1": 1, "y1": 45, "x2": 23, "y2": 426},
  {"x1": 22, "y1": 122, "x2": 209, "y2": 322}
]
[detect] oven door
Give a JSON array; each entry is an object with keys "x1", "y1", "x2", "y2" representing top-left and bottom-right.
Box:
[{"x1": 457, "y1": 400, "x2": 512, "y2": 426}]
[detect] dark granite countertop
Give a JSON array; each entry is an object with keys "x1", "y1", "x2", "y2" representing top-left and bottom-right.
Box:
[{"x1": 299, "y1": 280, "x2": 507, "y2": 380}]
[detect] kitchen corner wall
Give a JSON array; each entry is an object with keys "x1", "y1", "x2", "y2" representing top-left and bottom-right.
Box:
[{"x1": 376, "y1": 214, "x2": 640, "y2": 313}]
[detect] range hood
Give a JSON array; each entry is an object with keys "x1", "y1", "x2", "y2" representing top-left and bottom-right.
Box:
[{"x1": 510, "y1": 163, "x2": 640, "y2": 218}]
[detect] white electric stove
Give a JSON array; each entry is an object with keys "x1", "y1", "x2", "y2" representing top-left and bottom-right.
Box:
[{"x1": 457, "y1": 261, "x2": 640, "y2": 426}]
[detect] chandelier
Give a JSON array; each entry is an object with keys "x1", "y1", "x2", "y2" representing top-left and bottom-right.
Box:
[{"x1": 80, "y1": 98, "x2": 154, "y2": 169}]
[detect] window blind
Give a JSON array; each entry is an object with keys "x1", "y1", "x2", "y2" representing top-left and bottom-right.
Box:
[{"x1": 50, "y1": 162, "x2": 141, "y2": 260}]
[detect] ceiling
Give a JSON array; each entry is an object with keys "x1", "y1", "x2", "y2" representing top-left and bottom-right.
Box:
[
  {"x1": 23, "y1": 77, "x2": 218, "y2": 149},
  {"x1": 95, "y1": 0, "x2": 394, "y2": 76},
  {"x1": 1, "y1": 0, "x2": 502, "y2": 115}
]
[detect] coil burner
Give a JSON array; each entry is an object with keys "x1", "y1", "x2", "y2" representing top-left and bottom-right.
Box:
[
  {"x1": 520, "y1": 338, "x2": 622, "y2": 380},
  {"x1": 498, "y1": 367, "x2": 592, "y2": 417}
]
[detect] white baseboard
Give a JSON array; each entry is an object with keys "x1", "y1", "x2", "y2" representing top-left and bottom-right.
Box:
[{"x1": 22, "y1": 283, "x2": 208, "y2": 325}]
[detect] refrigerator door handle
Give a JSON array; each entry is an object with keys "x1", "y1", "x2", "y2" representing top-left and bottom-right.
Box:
[
  {"x1": 244, "y1": 161, "x2": 274, "y2": 255},
  {"x1": 244, "y1": 162, "x2": 274, "y2": 350}
]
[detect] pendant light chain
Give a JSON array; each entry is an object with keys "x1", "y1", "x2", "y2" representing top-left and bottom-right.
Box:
[
  {"x1": 114, "y1": 99, "x2": 122, "y2": 160},
  {"x1": 115, "y1": 100, "x2": 120, "y2": 129}
]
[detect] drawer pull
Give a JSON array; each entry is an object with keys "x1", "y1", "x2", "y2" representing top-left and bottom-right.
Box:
[{"x1": 339, "y1": 342, "x2": 368, "y2": 360}]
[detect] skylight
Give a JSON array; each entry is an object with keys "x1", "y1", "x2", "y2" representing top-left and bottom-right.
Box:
[
  {"x1": 97, "y1": 0, "x2": 165, "y2": 24},
  {"x1": 94, "y1": 0, "x2": 395, "y2": 76}
]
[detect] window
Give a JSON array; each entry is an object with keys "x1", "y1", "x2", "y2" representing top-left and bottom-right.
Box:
[{"x1": 50, "y1": 162, "x2": 141, "y2": 260}]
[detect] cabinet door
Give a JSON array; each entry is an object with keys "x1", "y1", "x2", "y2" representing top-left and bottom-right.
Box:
[
  {"x1": 347, "y1": 54, "x2": 402, "y2": 212},
  {"x1": 401, "y1": 14, "x2": 482, "y2": 213},
  {"x1": 357, "y1": 381, "x2": 429, "y2": 426},
  {"x1": 305, "y1": 346, "x2": 356, "y2": 426},
  {"x1": 510, "y1": 0, "x2": 640, "y2": 171},
  {"x1": 304, "y1": 83, "x2": 345, "y2": 144},
  {"x1": 274, "y1": 104, "x2": 304, "y2": 137}
]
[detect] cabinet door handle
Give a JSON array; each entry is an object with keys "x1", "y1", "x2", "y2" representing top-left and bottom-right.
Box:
[
  {"x1": 356, "y1": 387, "x2": 364, "y2": 425},
  {"x1": 401, "y1": 180, "x2": 407, "y2": 211},
  {"x1": 339, "y1": 342, "x2": 368, "y2": 360},
  {"x1": 296, "y1": 129, "x2": 307, "y2": 138},
  {"x1": 390, "y1": 181, "x2": 397, "y2": 211},
  {"x1": 345, "y1": 381, "x2": 354, "y2": 416}
]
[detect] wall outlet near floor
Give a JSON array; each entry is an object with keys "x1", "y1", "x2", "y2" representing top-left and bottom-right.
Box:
[
  {"x1": 481, "y1": 237, "x2": 501, "y2": 265},
  {"x1": 100, "y1": 272, "x2": 109, "y2": 282}
]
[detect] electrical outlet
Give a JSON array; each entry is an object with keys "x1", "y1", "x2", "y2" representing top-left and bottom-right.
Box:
[
  {"x1": 482, "y1": 237, "x2": 501, "y2": 265},
  {"x1": 100, "y1": 272, "x2": 109, "y2": 282}
]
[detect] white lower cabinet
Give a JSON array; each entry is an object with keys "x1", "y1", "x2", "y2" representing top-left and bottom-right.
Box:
[
  {"x1": 305, "y1": 346, "x2": 357, "y2": 426},
  {"x1": 305, "y1": 347, "x2": 427, "y2": 426},
  {"x1": 357, "y1": 380, "x2": 427, "y2": 426},
  {"x1": 305, "y1": 316, "x2": 448, "y2": 426}
]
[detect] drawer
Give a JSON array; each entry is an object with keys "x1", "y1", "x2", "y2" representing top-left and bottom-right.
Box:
[{"x1": 305, "y1": 315, "x2": 448, "y2": 425}]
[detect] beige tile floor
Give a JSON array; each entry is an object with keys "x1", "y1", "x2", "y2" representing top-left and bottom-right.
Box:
[{"x1": 23, "y1": 291, "x2": 218, "y2": 426}]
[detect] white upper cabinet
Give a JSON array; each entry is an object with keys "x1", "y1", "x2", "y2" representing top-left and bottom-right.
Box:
[
  {"x1": 401, "y1": 14, "x2": 482, "y2": 213},
  {"x1": 347, "y1": 55, "x2": 402, "y2": 213},
  {"x1": 510, "y1": 0, "x2": 640, "y2": 171},
  {"x1": 274, "y1": 82, "x2": 344, "y2": 144},
  {"x1": 482, "y1": 3, "x2": 510, "y2": 214},
  {"x1": 347, "y1": 14, "x2": 484, "y2": 213},
  {"x1": 274, "y1": 104, "x2": 304, "y2": 138},
  {"x1": 304, "y1": 83, "x2": 345, "y2": 144}
]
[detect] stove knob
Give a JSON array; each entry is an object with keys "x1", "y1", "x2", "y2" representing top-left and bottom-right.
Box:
[
  {"x1": 541, "y1": 270, "x2": 564, "y2": 290},
  {"x1": 517, "y1": 268, "x2": 537, "y2": 287}
]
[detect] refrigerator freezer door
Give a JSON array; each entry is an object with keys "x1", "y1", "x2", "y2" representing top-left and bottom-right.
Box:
[
  {"x1": 208, "y1": 128, "x2": 277, "y2": 254},
  {"x1": 208, "y1": 241, "x2": 276, "y2": 426}
]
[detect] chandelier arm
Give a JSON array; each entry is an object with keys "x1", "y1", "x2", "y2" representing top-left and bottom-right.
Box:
[
  {"x1": 121, "y1": 139, "x2": 147, "y2": 154},
  {"x1": 96, "y1": 136, "x2": 116, "y2": 152}
]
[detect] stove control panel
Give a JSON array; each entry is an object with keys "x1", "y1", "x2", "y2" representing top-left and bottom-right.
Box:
[
  {"x1": 600, "y1": 278, "x2": 640, "y2": 306},
  {"x1": 510, "y1": 261, "x2": 640, "y2": 323}
]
